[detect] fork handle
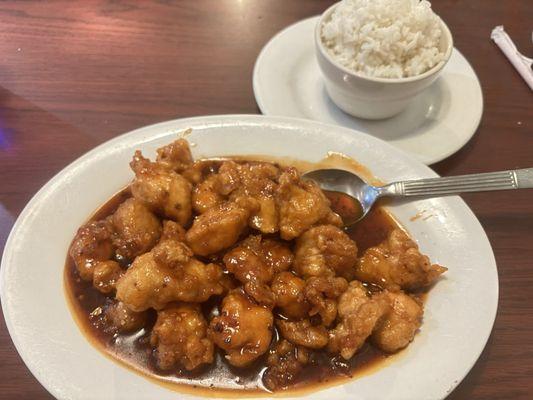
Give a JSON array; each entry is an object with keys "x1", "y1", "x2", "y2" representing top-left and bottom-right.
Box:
[{"x1": 385, "y1": 168, "x2": 533, "y2": 197}]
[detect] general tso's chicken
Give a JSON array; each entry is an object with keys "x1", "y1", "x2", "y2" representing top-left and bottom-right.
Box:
[
  {"x1": 105, "y1": 300, "x2": 147, "y2": 333},
  {"x1": 262, "y1": 339, "x2": 309, "y2": 391},
  {"x1": 130, "y1": 151, "x2": 192, "y2": 226},
  {"x1": 160, "y1": 220, "x2": 186, "y2": 242},
  {"x1": 276, "y1": 319, "x2": 329, "y2": 349},
  {"x1": 150, "y1": 303, "x2": 214, "y2": 371},
  {"x1": 185, "y1": 200, "x2": 257, "y2": 256},
  {"x1": 192, "y1": 174, "x2": 224, "y2": 214},
  {"x1": 277, "y1": 168, "x2": 333, "y2": 240},
  {"x1": 294, "y1": 225, "x2": 358, "y2": 280},
  {"x1": 229, "y1": 162, "x2": 281, "y2": 234},
  {"x1": 304, "y1": 276, "x2": 348, "y2": 327},
  {"x1": 112, "y1": 198, "x2": 162, "y2": 260},
  {"x1": 93, "y1": 260, "x2": 123, "y2": 294},
  {"x1": 271, "y1": 272, "x2": 309, "y2": 320},
  {"x1": 208, "y1": 290, "x2": 273, "y2": 367},
  {"x1": 115, "y1": 239, "x2": 223, "y2": 311},
  {"x1": 223, "y1": 235, "x2": 293, "y2": 305},
  {"x1": 223, "y1": 236, "x2": 275, "y2": 285},
  {"x1": 155, "y1": 137, "x2": 193, "y2": 173},
  {"x1": 260, "y1": 238, "x2": 294, "y2": 274},
  {"x1": 69, "y1": 219, "x2": 115, "y2": 281},
  {"x1": 327, "y1": 281, "x2": 389, "y2": 360},
  {"x1": 371, "y1": 291, "x2": 423, "y2": 353},
  {"x1": 355, "y1": 229, "x2": 447, "y2": 291}
]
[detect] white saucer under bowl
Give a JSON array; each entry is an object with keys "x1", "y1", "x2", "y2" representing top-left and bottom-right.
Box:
[{"x1": 253, "y1": 17, "x2": 483, "y2": 165}]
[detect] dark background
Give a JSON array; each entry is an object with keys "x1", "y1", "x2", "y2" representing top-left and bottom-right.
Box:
[{"x1": 0, "y1": 1, "x2": 532, "y2": 399}]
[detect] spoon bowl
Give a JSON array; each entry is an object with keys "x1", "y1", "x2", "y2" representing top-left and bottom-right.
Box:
[{"x1": 303, "y1": 169, "x2": 378, "y2": 225}]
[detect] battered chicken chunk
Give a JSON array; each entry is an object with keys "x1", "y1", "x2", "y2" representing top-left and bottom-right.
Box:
[
  {"x1": 208, "y1": 291, "x2": 273, "y2": 367},
  {"x1": 355, "y1": 229, "x2": 447, "y2": 291},
  {"x1": 304, "y1": 276, "x2": 348, "y2": 326},
  {"x1": 223, "y1": 236, "x2": 275, "y2": 285},
  {"x1": 371, "y1": 291, "x2": 423, "y2": 353},
  {"x1": 294, "y1": 225, "x2": 358, "y2": 280},
  {"x1": 112, "y1": 198, "x2": 161, "y2": 260},
  {"x1": 93, "y1": 260, "x2": 123, "y2": 294},
  {"x1": 185, "y1": 200, "x2": 256, "y2": 256},
  {"x1": 327, "y1": 281, "x2": 389, "y2": 359},
  {"x1": 263, "y1": 339, "x2": 309, "y2": 391},
  {"x1": 277, "y1": 168, "x2": 333, "y2": 240},
  {"x1": 115, "y1": 239, "x2": 223, "y2": 311},
  {"x1": 276, "y1": 319, "x2": 328, "y2": 349},
  {"x1": 151, "y1": 303, "x2": 214, "y2": 371},
  {"x1": 155, "y1": 137, "x2": 193, "y2": 173},
  {"x1": 105, "y1": 300, "x2": 147, "y2": 333},
  {"x1": 271, "y1": 272, "x2": 309, "y2": 320},
  {"x1": 130, "y1": 151, "x2": 192, "y2": 226},
  {"x1": 69, "y1": 219, "x2": 115, "y2": 281},
  {"x1": 192, "y1": 174, "x2": 224, "y2": 214},
  {"x1": 227, "y1": 162, "x2": 281, "y2": 234},
  {"x1": 223, "y1": 235, "x2": 292, "y2": 307},
  {"x1": 261, "y1": 238, "x2": 294, "y2": 274},
  {"x1": 160, "y1": 220, "x2": 186, "y2": 242}
]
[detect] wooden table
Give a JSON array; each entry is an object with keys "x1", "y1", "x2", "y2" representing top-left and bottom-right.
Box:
[{"x1": 0, "y1": 1, "x2": 531, "y2": 398}]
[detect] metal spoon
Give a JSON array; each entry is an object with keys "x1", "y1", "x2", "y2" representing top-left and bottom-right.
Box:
[{"x1": 303, "y1": 168, "x2": 533, "y2": 226}]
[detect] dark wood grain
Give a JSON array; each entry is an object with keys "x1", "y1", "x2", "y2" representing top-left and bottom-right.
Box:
[{"x1": 0, "y1": 1, "x2": 531, "y2": 399}]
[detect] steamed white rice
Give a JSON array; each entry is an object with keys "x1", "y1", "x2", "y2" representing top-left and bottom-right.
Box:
[{"x1": 321, "y1": 0, "x2": 445, "y2": 78}]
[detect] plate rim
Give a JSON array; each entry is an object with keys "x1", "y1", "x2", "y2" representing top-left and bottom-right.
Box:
[
  {"x1": 252, "y1": 16, "x2": 484, "y2": 165},
  {"x1": 0, "y1": 114, "x2": 498, "y2": 400}
]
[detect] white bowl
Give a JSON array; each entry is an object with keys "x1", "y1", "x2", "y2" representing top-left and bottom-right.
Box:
[
  {"x1": 315, "y1": 2, "x2": 454, "y2": 120},
  {"x1": 0, "y1": 115, "x2": 497, "y2": 400}
]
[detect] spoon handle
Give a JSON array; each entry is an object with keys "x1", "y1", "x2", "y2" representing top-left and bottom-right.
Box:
[{"x1": 387, "y1": 168, "x2": 533, "y2": 197}]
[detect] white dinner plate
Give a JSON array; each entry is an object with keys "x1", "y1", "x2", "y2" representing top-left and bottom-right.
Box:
[
  {"x1": 1, "y1": 115, "x2": 497, "y2": 400},
  {"x1": 253, "y1": 17, "x2": 484, "y2": 165}
]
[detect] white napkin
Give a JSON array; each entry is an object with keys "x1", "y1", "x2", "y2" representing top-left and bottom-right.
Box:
[{"x1": 491, "y1": 26, "x2": 533, "y2": 90}]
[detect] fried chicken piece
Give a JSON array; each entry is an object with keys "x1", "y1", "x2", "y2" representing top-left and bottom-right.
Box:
[
  {"x1": 319, "y1": 210, "x2": 344, "y2": 227},
  {"x1": 294, "y1": 225, "x2": 358, "y2": 280},
  {"x1": 271, "y1": 272, "x2": 309, "y2": 320},
  {"x1": 160, "y1": 220, "x2": 186, "y2": 242},
  {"x1": 155, "y1": 137, "x2": 193, "y2": 173},
  {"x1": 222, "y1": 161, "x2": 281, "y2": 234},
  {"x1": 150, "y1": 303, "x2": 214, "y2": 371},
  {"x1": 69, "y1": 219, "x2": 115, "y2": 281},
  {"x1": 276, "y1": 319, "x2": 328, "y2": 349},
  {"x1": 208, "y1": 290, "x2": 273, "y2": 367},
  {"x1": 327, "y1": 281, "x2": 389, "y2": 360},
  {"x1": 185, "y1": 200, "x2": 256, "y2": 256},
  {"x1": 277, "y1": 168, "x2": 332, "y2": 240},
  {"x1": 261, "y1": 238, "x2": 294, "y2": 274},
  {"x1": 130, "y1": 151, "x2": 192, "y2": 226},
  {"x1": 371, "y1": 291, "x2": 423, "y2": 353},
  {"x1": 223, "y1": 236, "x2": 275, "y2": 285},
  {"x1": 192, "y1": 174, "x2": 224, "y2": 214},
  {"x1": 224, "y1": 235, "x2": 294, "y2": 307},
  {"x1": 244, "y1": 281, "x2": 276, "y2": 308},
  {"x1": 304, "y1": 276, "x2": 348, "y2": 327},
  {"x1": 93, "y1": 260, "x2": 123, "y2": 294},
  {"x1": 355, "y1": 229, "x2": 447, "y2": 291},
  {"x1": 263, "y1": 339, "x2": 309, "y2": 391},
  {"x1": 105, "y1": 300, "x2": 147, "y2": 333},
  {"x1": 181, "y1": 159, "x2": 219, "y2": 184},
  {"x1": 112, "y1": 198, "x2": 161, "y2": 260},
  {"x1": 115, "y1": 239, "x2": 223, "y2": 311}
]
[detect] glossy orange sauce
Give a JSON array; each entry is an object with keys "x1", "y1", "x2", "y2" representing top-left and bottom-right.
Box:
[{"x1": 64, "y1": 154, "x2": 409, "y2": 397}]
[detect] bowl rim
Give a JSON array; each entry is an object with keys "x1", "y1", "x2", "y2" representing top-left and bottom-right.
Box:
[{"x1": 315, "y1": 1, "x2": 454, "y2": 84}]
